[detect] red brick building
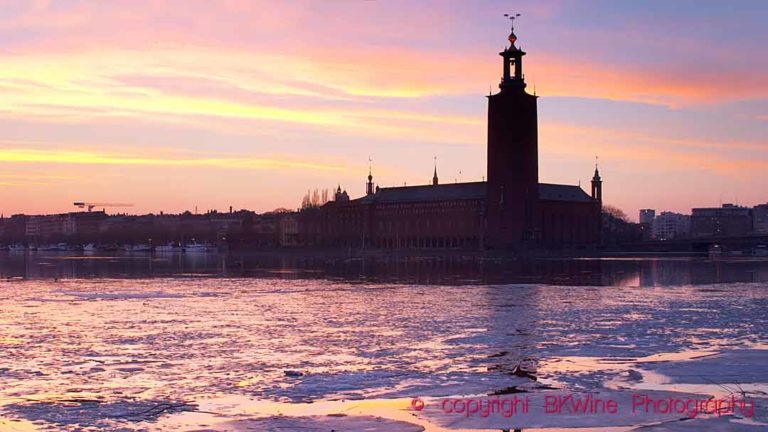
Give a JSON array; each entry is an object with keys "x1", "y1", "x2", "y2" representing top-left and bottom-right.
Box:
[{"x1": 299, "y1": 24, "x2": 601, "y2": 250}]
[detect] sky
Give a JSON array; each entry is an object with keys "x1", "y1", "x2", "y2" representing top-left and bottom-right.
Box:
[{"x1": 0, "y1": 0, "x2": 766, "y2": 220}]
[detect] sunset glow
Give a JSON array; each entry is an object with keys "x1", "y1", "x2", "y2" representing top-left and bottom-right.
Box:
[{"x1": 1, "y1": 0, "x2": 766, "y2": 218}]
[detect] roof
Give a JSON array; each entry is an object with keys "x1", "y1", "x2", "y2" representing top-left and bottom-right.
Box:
[
  {"x1": 538, "y1": 183, "x2": 594, "y2": 202},
  {"x1": 369, "y1": 182, "x2": 487, "y2": 204},
  {"x1": 342, "y1": 181, "x2": 593, "y2": 205}
]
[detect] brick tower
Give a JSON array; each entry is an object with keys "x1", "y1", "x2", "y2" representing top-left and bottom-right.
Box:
[{"x1": 485, "y1": 18, "x2": 540, "y2": 248}]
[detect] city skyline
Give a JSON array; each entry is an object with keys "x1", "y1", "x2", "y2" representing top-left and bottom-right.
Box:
[{"x1": 1, "y1": 1, "x2": 767, "y2": 220}]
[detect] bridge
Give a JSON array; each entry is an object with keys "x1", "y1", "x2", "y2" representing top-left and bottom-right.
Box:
[{"x1": 614, "y1": 234, "x2": 768, "y2": 256}]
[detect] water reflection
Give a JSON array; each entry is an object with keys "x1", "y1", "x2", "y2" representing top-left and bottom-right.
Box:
[
  {"x1": 1, "y1": 251, "x2": 767, "y2": 286},
  {"x1": 0, "y1": 259, "x2": 766, "y2": 430}
]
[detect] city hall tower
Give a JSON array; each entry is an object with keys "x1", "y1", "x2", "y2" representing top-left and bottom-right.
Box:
[{"x1": 485, "y1": 18, "x2": 540, "y2": 247}]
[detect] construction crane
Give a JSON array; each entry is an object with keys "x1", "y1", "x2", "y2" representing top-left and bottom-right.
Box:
[{"x1": 73, "y1": 202, "x2": 134, "y2": 212}]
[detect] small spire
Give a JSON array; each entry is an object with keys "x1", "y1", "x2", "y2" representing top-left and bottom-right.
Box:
[
  {"x1": 503, "y1": 13, "x2": 521, "y2": 47},
  {"x1": 593, "y1": 156, "x2": 601, "y2": 181},
  {"x1": 432, "y1": 156, "x2": 439, "y2": 185},
  {"x1": 591, "y1": 156, "x2": 603, "y2": 201},
  {"x1": 368, "y1": 156, "x2": 373, "y2": 181},
  {"x1": 366, "y1": 156, "x2": 374, "y2": 195}
]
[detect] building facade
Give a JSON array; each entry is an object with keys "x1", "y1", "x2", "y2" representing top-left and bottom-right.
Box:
[
  {"x1": 298, "y1": 24, "x2": 602, "y2": 249},
  {"x1": 24, "y1": 211, "x2": 107, "y2": 241},
  {"x1": 651, "y1": 211, "x2": 690, "y2": 240},
  {"x1": 753, "y1": 204, "x2": 768, "y2": 234},
  {"x1": 639, "y1": 209, "x2": 656, "y2": 225},
  {"x1": 690, "y1": 204, "x2": 752, "y2": 238}
]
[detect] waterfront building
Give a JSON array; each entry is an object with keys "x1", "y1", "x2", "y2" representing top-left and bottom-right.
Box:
[
  {"x1": 639, "y1": 209, "x2": 656, "y2": 225},
  {"x1": 651, "y1": 211, "x2": 690, "y2": 240},
  {"x1": 298, "y1": 24, "x2": 602, "y2": 249},
  {"x1": 690, "y1": 204, "x2": 752, "y2": 238},
  {"x1": 753, "y1": 203, "x2": 768, "y2": 234}
]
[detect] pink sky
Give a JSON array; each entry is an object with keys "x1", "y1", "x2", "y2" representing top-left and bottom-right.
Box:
[{"x1": 0, "y1": 0, "x2": 766, "y2": 220}]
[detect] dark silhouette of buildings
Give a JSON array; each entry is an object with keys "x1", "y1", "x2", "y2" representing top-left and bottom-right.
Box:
[
  {"x1": 691, "y1": 204, "x2": 753, "y2": 238},
  {"x1": 754, "y1": 204, "x2": 768, "y2": 234},
  {"x1": 298, "y1": 24, "x2": 602, "y2": 249},
  {"x1": 0, "y1": 210, "x2": 283, "y2": 248}
]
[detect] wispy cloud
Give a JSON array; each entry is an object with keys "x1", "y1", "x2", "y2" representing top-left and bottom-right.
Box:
[
  {"x1": 540, "y1": 122, "x2": 768, "y2": 178},
  {"x1": 0, "y1": 1, "x2": 766, "y2": 214},
  {"x1": 0, "y1": 47, "x2": 486, "y2": 139},
  {"x1": 0, "y1": 147, "x2": 345, "y2": 171}
]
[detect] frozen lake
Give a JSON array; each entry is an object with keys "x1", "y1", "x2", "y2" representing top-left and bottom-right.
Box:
[{"x1": 0, "y1": 254, "x2": 767, "y2": 431}]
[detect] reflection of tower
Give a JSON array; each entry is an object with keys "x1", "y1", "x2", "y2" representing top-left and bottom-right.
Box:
[
  {"x1": 485, "y1": 17, "x2": 539, "y2": 247},
  {"x1": 366, "y1": 158, "x2": 375, "y2": 195}
]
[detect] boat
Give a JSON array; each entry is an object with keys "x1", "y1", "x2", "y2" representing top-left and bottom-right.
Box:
[
  {"x1": 124, "y1": 244, "x2": 152, "y2": 252},
  {"x1": 155, "y1": 243, "x2": 182, "y2": 253},
  {"x1": 754, "y1": 245, "x2": 768, "y2": 257},
  {"x1": 38, "y1": 244, "x2": 61, "y2": 251},
  {"x1": 7, "y1": 244, "x2": 26, "y2": 252},
  {"x1": 83, "y1": 243, "x2": 98, "y2": 252},
  {"x1": 59, "y1": 243, "x2": 82, "y2": 251},
  {"x1": 183, "y1": 242, "x2": 214, "y2": 253}
]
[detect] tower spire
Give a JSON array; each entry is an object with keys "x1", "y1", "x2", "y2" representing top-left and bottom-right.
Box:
[
  {"x1": 503, "y1": 13, "x2": 521, "y2": 46},
  {"x1": 432, "y1": 156, "x2": 439, "y2": 185},
  {"x1": 591, "y1": 156, "x2": 602, "y2": 202},
  {"x1": 593, "y1": 156, "x2": 601, "y2": 179},
  {"x1": 499, "y1": 13, "x2": 526, "y2": 91},
  {"x1": 366, "y1": 156, "x2": 374, "y2": 195}
]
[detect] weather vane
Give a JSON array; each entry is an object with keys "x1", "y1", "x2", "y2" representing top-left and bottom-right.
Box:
[{"x1": 503, "y1": 13, "x2": 521, "y2": 31}]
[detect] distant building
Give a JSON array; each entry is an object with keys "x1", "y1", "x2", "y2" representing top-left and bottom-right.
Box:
[
  {"x1": 0, "y1": 215, "x2": 28, "y2": 243},
  {"x1": 21, "y1": 211, "x2": 105, "y2": 241},
  {"x1": 639, "y1": 209, "x2": 656, "y2": 225},
  {"x1": 334, "y1": 186, "x2": 350, "y2": 202},
  {"x1": 651, "y1": 211, "x2": 690, "y2": 240},
  {"x1": 277, "y1": 212, "x2": 299, "y2": 247},
  {"x1": 753, "y1": 203, "x2": 768, "y2": 234},
  {"x1": 690, "y1": 204, "x2": 752, "y2": 238},
  {"x1": 638, "y1": 209, "x2": 656, "y2": 241},
  {"x1": 298, "y1": 24, "x2": 601, "y2": 249},
  {"x1": 25, "y1": 214, "x2": 67, "y2": 239},
  {"x1": 70, "y1": 211, "x2": 108, "y2": 238},
  {"x1": 210, "y1": 213, "x2": 244, "y2": 234},
  {"x1": 249, "y1": 213, "x2": 278, "y2": 247}
]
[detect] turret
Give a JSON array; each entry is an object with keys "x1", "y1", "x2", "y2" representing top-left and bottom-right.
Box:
[
  {"x1": 591, "y1": 162, "x2": 602, "y2": 202},
  {"x1": 499, "y1": 13, "x2": 526, "y2": 92},
  {"x1": 366, "y1": 162, "x2": 375, "y2": 195},
  {"x1": 432, "y1": 157, "x2": 439, "y2": 185},
  {"x1": 335, "y1": 185, "x2": 349, "y2": 202}
]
